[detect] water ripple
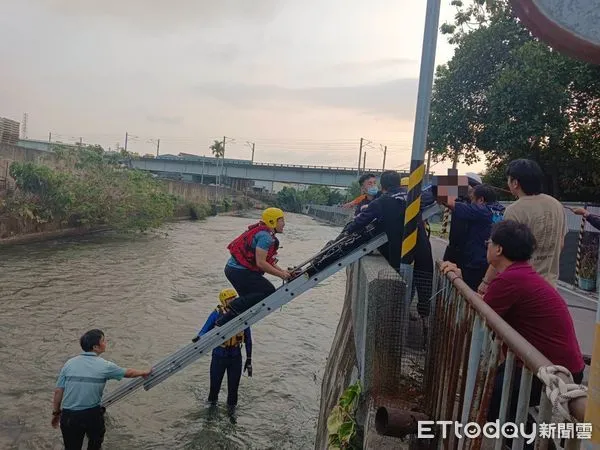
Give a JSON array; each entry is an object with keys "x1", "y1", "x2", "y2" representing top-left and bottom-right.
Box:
[{"x1": 0, "y1": 212, "x2": 344, "y2": 449}]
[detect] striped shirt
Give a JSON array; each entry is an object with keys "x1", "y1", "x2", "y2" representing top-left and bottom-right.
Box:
[{"x1": 56, "y1": 352, "x2": 126, "y2": 410}]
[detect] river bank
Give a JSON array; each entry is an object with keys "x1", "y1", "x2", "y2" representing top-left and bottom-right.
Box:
[{"x1": 0, "y1": 145, "x2": 257, "y2": 246}]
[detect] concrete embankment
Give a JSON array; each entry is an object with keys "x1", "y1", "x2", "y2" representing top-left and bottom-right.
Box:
[
  {"x1": 304, "y1": 204, "x2": 353, "y2": 227},
  {"x1": 314, "y1": 253, "x2": 426, "y2": 449}
]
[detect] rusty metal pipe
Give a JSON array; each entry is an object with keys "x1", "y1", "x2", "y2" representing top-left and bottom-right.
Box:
[
  {"x1": 375, "y1": 407, "x2": 430, "y2": 438},
  {"x1": 437, "y1": 262, "x2": 587, "y2": 421}
]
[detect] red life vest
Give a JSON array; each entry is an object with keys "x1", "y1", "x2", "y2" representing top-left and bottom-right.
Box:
[{"x1": 227, "y1": 222, "x2": 279, "y2": 272}]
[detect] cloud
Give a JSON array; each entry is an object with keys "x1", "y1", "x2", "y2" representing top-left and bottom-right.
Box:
[
  {"x1": 192, "y1": 78, "x2": 419, "y2": 120},
  {"x1": 146, "y1": 115, "x2": 184, "y2": 126},
  {"x1": 37, "y1": 0, "x2": 283, "y2": 31},
  {"x1": 331, "y1": 58, "x2": 416, "y2": 71}
]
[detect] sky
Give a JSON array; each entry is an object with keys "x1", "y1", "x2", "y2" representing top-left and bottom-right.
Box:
[{"x1": 0, "y1": 0, "x2": 486, "y2": 175}]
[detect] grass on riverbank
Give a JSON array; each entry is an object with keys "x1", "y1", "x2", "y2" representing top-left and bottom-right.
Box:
[{"x1": 0, "y1": 145, "x2": 224, "y2": 236}]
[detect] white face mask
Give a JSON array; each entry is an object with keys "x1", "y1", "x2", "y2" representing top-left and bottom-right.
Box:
[{"x1": 367, "y1": 186, "x2": 379, "y2": 196}]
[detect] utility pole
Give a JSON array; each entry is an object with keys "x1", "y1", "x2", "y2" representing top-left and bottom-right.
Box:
[
  {"x1": 362, "y1": 152, "x2": 366, "y2": 172},
  {"x1": 22, "y1": 113, "x2": 28, "y2": 139},
  {"x1": 400, "y1": 0, "x2": 442, "y2": 266},
  {"x1": 48, "y1": 132, "x2": 52, "y2": 143},
  {"x1": 156, "y1": 139, "x2": 160, "y2": 157},
  {"x1": 246, "y1": 141, "x2": 255, "y2": 163},
  {"x1": 382, "y1": 145, "x2": 387, "y2": 171},
  {"x1": 79, "y1": 137, "x2": 83, "y2": 146},
  {"x1": 357, "y1": 138, "x2": 364, "y2": 177},
  {"x1": 124, "y1": 132, "x2": 128, "y2": 151}
]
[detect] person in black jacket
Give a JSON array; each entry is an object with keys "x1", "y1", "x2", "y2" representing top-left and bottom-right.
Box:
[
  {"x1": 342, "y1": 170, "x2": 435, "y2": 317},
  {"x1": 442, "y1": 173, "x2": 483, "y2": 267}
]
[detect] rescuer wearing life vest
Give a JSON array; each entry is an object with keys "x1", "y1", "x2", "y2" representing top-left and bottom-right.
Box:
[
  {"x1": 215, "y1": 208, "x2": 291, "y2": 326},
  {"x1": 192, "y1": 288, "x2": 252, "y2": 412}
]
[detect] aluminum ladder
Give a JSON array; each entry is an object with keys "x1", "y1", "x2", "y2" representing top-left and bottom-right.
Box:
[{"x1": 101, "y1": 204, "x2": 441, "y2": 408}]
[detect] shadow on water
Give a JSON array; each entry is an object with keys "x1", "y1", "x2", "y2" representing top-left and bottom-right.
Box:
[{"x1": 0, "y1": 212, "x2": 345, "y2": 449}]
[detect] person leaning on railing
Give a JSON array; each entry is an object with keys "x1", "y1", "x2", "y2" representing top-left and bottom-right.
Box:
[
  {"x1": 441, "y1": 220, "x2": 585, "y2": 434},
  {"x1": 571, "y1": 207, "x2": 600, "y2": 231}
]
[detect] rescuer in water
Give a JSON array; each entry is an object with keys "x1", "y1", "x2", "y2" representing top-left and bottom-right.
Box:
[
  {"x1": 192, "y1": 288, "x2": 252, "y2": 413},
  {"x1": 214, "y1": 208, "x2": 291, "y2": 326}
]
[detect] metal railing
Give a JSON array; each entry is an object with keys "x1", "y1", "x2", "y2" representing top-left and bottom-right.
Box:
[
  {"x1": 146, "y1": 154, "x2": 393, "y2": 174},
  {"x1": 425, "y1": 261, "x2": 587, "y2": 450}
]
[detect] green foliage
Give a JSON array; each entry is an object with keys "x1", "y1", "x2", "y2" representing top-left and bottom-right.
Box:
[
  {"x1": 180, "y1": 201, "x2": 212, "y2": 220},
  {"x1": 346, "y1": 181, "x2": 361, "y2": 200},
  {"x1": 276, "y1": 187, "x2": 304, "y2": 213},
  {"x1": 428, "y1": 1, "x2": 600, "y2": 200},
  {"x1": 580, "y1": 234, "x2": 600, "y2": 279},
  {"x1": 580, "y1": 249, "x2": 598, "y2": 279},
  {"x1": 221, "y1": 197, "x2": 232, "y2": 211},
  {"x1": 275, "y1": 184, "x2": 351, "y2": 213},
  {"x1": 210, "y1": 140, "x2": 224, "y2": 158},
  {"x1": 327, "y1": 381, "x2": 362, "y2": 450},
  {"x1": 5, "y1": 147, "x2": 179, "y2": 232},
  {"x1": 440, "y1": 0, "x2": 509, "y2": 44}
]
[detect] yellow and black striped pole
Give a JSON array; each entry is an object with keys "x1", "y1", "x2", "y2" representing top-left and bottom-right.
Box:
[
  {"x1": 401, "y1": 161, "x2": 426, "y2": 264},
  {"x1": 575, "y1": 203, "x2": 588, "y2": 286},
  {"x1": 400, "y1": 0, "x2": 442, "y2": 265}
]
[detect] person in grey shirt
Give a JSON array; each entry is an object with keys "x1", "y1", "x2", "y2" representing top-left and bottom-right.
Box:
[{"x1": 52, "y1": 329, "x2": 151, "y2": 450}]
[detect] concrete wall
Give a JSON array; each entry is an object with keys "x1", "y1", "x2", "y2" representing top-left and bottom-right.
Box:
[
  {"x1": 304, "y1": 204, "x2": 354, "y2": 227},
  {"x1": 315, "y1": 255, "x2": 423, "y2": 450},
  {"x1": 0, "y1": 143, "x2": 57, "y2": 166},
  {"x1": 162, "y1": 179, "x2": 242, "y2": 203}
]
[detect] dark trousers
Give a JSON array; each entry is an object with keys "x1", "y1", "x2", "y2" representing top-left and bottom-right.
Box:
[
  {"x1": 409, "y1": 223, "x2": 434, "y2": 317},
  {"x1": 208, "y1": 352, "x2": 243, "y2": 406},
  {"x1": 60, "y1": 406, "x2": 105, "y2": 450},
  {"x1": 217, "y1": 266, "x2": 276, "y2": 325},
  {"x1": 461, "y1": 265, "x2": 488, "y2": 292},
  {"x1": 487, "y1": 363, "x2": 584, "y2": 449}
]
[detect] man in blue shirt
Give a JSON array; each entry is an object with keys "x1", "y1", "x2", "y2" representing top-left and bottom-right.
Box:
[
  {"x1": 215, "y1": 208, "x2": 291, "y2": 326},
  {"x1": 441, "y1": 184, "x2": 505, "y2": 290},
  {"x1": 194, "y1": 289, "x2": 252, "y2": 413},
  {"x1": 52, "y1": 329, "x2": 151, "y2": 450}
]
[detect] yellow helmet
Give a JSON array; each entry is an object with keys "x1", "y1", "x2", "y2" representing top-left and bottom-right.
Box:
[
  {"x1": 401, "y1": 177, "x2": 409, "y2": 186},
  {"x1": 262, "y1": 207, "x2": 284, "y2": 229},
  {"x1": 219, "y1": 288, "x2": 237, "y2": 306}
]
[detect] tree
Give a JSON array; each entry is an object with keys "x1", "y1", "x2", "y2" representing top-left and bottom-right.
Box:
[
  {"x1": 276, "y1": 187, "x2": 304, "y2": 213},
  {"x1": 427, "y1": 0, "x2": 600, "y2": 200},
  {"x1": 346, "y1": 181, "x2": 361, "y2": 200},
  {"x1": 428, "y1": 11, "x2": 531, "y2": 166},
  {"x1": 210, "y1": 140, "x2": 224, "y2": 158}
]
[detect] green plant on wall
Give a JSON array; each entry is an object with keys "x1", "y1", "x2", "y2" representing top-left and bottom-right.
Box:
[
  {"x1": 327, "y1": 381, "x2": 362, "y2": 450},
  {"x1": 580, "y1": 248, "x2": 598, "y2": 280}
]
